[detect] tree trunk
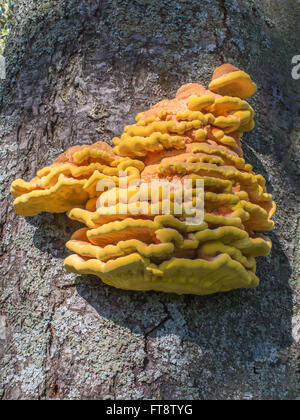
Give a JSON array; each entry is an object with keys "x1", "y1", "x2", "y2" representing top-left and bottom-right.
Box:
[{"x1": 0, "y1": 0, "x2": 299, "y2": 400}]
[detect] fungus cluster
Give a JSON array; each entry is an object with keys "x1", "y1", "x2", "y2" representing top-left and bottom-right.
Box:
[{"x1": 11, "y1": 64, "x2": 276, "y2": 295}]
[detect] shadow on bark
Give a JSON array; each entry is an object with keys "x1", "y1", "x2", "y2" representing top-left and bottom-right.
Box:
[
  {"x1": 74, "y1": 231, "x2": 293, "y2": 359},
  {"x1": 26, "y1": 213, "x2": 82, "y2": 259}
]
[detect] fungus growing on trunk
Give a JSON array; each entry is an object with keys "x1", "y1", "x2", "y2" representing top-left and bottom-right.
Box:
[{"x1": 11, "y1": 65, "x2": 276, "y2": 295}]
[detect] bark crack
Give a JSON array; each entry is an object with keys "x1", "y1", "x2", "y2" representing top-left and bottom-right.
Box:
[
  {"x1": 38, "y1": 294, "x2": 72, "y2": 400},
  {"x1": 142, "y1": 303, "x2": 172, "y2": 370}
]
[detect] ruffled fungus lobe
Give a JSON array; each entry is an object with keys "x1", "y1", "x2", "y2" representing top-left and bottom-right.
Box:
[{"x1": 12, "y1": 64, "x2": 276, "y2": 296}]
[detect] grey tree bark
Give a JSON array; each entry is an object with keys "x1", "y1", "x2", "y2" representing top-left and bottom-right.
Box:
[{"x1": 0, "y1": 0, "x2": 299, "y2": 400}]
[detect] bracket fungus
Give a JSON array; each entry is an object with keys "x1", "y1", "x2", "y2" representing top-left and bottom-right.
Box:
[
  {"x1": 209, "y1": 64, "x2": 257, "y2": 98},
  {"x1": 11, "y1": 64, "x2": 276, "y2": 295}
]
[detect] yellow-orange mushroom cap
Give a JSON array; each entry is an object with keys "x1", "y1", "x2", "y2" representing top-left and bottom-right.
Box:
[
  {"x1": 11, "y1": 64, "x2": 276, "y2": 296},
  {"x1": 209, "y1": 64, "x2": 257, "y2": 98}
]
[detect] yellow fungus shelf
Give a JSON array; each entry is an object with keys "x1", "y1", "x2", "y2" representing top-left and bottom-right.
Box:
[{"x1": 11, "y1": 64, "x2": 275, "y2": 295}]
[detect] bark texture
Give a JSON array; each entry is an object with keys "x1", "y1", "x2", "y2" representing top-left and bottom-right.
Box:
[{"x1": 0, "y1": 0, "x2": 299, "y2": 400}]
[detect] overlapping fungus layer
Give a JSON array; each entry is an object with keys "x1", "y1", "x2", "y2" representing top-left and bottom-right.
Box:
[{"x1": 11, "y1": 64, "x2": 276, "y2": 295}]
